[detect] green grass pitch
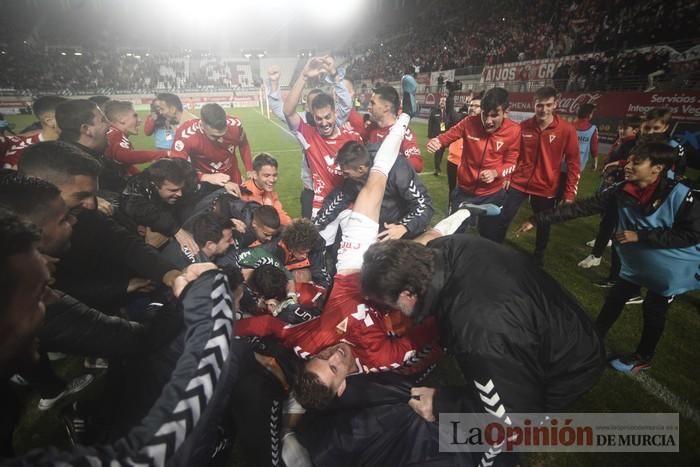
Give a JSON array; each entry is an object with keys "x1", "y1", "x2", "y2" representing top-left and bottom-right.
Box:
[{"x1": 5, "y1": 107, "x2": 699, "y2": 466}]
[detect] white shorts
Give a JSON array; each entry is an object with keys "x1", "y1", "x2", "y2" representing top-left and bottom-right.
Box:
[{"x1": 335, "y1": 212, "x2": 379, "y2": 272}]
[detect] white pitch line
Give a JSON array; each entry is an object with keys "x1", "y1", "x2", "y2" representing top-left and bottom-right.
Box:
[
  {"x1": 633, "y1": 372, "x2": 700, "y2": 428},
  {"x1": 256, "y1": 110, "x2": 297, "y2": 139}
]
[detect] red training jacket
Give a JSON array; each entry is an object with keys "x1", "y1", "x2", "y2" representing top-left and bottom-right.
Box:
[
  {"x1": 437, "y1": 115, "x2": 521, "y2": 196},
  {"x1": 510, "y1": 114, "x2": 581, "y2": 201}
]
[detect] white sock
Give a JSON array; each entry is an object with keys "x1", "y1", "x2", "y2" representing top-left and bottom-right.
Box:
[
  {"x1": 370, "y1": 113, "x2": 411, "y2": 177},
  {"x1": 433, "y1": 209, "x2": 472, "y2": 236}
]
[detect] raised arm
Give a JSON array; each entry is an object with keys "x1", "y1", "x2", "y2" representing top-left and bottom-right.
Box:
[{"x1": 283, "y1": 58, "x2": 325, "y2": 131}]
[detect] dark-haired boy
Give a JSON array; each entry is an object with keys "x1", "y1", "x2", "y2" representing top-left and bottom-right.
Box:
[
  {"x1": 426, "y1": 87, "x2": 521, "y2": 240},
  {"x1": 519, "y1": 142, "x2": 700, "y2": 373},
  {"x1": 241, "y1": 153, "x2": 292, "y2": 225}
]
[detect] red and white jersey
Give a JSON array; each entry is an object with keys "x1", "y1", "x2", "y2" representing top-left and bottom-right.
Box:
[
  {"x1": 2, "y1": 133, "x2": 42, "y2": 168},
  {"x1": 294, "y1": 120, "x2": 363, "y2": 211},
  {"x1": 105, "y1": 127, "x2": 168, "y2": 176},
  {"x1": 348, "y1": 114, "x2": 423, "y2": 173},
  {"x1": 170, "y1": 117, "x2": 252, "y2": 184},
  {"x1": 235, "y1": 273, "x2": 440, "y2": 374}
]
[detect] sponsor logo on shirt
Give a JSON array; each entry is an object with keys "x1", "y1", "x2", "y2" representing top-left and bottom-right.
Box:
[
  {"x1": 549, "y1": 134, "x2": 557, "y2": 143},
  {"x1": 174, "y1": 140, "x2": 184, "y2": 151}
]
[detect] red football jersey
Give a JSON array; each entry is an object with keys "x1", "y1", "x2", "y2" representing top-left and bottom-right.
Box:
[
  {"x1": 349, "y1": 115, "x2": 424, "y2": 173},
  {"x1": 170, "y1": 117, "x2": 252, "y2": 184},
  {"x1": 235, "y1": 273, "x2": 440, "y2": 374},
  {"x1": 105, "y1": 127, "x2": 168, "y2": 175},
  {"x1": 2, "y1": 133, "x2": 41, "y2": 168},
  {"x1": 294, "y1": 120, "x2": 363, "y2": 211}
]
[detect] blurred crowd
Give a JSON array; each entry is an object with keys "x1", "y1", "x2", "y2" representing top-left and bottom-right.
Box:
[
  {"x1": 0, "y1": 49, "x2": 253, "y2": 94},
  {"x1": 348, "y1": 0, "x2": 700, "y2": 81}
]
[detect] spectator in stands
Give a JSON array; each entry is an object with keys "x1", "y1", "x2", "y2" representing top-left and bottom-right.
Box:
[
  {"x1": 241, "y1": 153, "x2": 292, "y2": 225},
  {"x1": 171, "y1": 103, "x2": 253, "y2": 186},
  {"x1": 104, "y1": 100, "x2": 169, "y2": 177},
  {"x1": 494, "y1": 86, "x2": 580, "y2": 266}
]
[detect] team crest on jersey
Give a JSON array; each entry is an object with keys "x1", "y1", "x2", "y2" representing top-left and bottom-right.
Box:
[
  {"x1": 336, "y1": 317, "x2": 348, "y2": 333},
  {"x1": 227, "y1": 145, "x2": 236, "y2": 154},
  {"x1": 174, "y1": 140, "x2": 184, "y2": 151},
  {"x1": 495, "y1": 141, "x2": 504, "y2": 151},
  {"x1": 549, "y1": 134, "x2": 557, "y2": 143}
]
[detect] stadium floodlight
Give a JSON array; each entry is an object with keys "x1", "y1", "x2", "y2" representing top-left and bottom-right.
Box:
[
  {"x1": 74, "y1": 52, "x2": 82, "y2": 56},
  {"x1": 126, "y1": 52, "x2": 132, "y2": 56},
  {"x1": 243, "y1": 52, "x2": 252, "y2": 58},
  {"x1": 304, "y1": 0, "x2": 366, "y2": 26},
  {"x1": 60, "y1": 52, "x2": 67, "y2": 56}
]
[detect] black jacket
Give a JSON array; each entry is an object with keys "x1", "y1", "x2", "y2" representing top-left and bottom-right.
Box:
[
  {"x1": 533, "y1": 179, "x2": 700, "y2": 249},
  {"x1": 118, "y1": 172, "x2": 182, "y2": 236},
  {"x1": 5, "y1": 270, "x2": 241, "y2": 467},
  {"x1": 415, "y1": 235, "x2": 604, "y2": 415},
  {"x1": 54, "y1": 209, "x2": 177, "y2": 311},
  {"x1": 313, "y1": 153, "x2": 433, "y2": 239},
  {"x1": 427, "y1": 107, "x2": 447, "y2": 138},
  {"x1": 63, "y1": 140, "x2": 126, "y2": 195}
]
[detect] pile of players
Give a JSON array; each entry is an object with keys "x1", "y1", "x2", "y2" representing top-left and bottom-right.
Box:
[{"x1": 0, "y1": 55, "x2": 697, "y2": 466}]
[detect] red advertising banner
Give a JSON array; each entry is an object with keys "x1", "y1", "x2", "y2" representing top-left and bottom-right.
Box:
[{"x1": 507, "y1": 91, "x2": 700, "y2": 121}]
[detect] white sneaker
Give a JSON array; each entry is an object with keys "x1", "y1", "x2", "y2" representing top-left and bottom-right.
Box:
[
  {"x1": 577, "y1": 254, "x2": 602, "y2": 269},
  {"x1": 38, "y1": 374, "x2": 95, "y2": 411},
  {"x1": 626, "y1": 296, "x2": 644, "y2": 305},
  {"x1": 585, "y1": 239, "x2": 612, "y2": 248}
]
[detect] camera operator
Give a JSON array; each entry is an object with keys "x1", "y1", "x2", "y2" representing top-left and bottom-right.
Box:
[{"x1": 143, "y1": 98, "x2": 175, "y2": 150}]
